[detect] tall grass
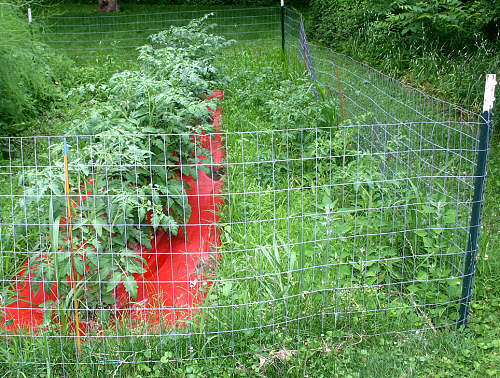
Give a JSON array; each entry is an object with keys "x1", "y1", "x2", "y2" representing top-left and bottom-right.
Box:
[{"x1": 325, "y1": 32, "x2": 499, "y2": 114}]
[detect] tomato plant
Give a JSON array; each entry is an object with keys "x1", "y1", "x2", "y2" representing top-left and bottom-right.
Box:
[{"x1": 17, "y1": 15, "x2": 231, "y2": 325}]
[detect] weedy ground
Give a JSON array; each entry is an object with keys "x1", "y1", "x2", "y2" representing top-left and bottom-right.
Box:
[{"x1": 0, "y1": 4, "x2": 498, "y2": 377}]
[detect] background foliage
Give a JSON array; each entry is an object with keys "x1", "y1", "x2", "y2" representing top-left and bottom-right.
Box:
[
  {"x1": 0, "y1": 3, "x2": 75, "y2": 138},
  {"x1": 308, "y1": 0, "x2": 499, "y2": 111},
  {"x1": 310, "y1": 0, "x2": 499, "y2": 45},
  {"x1": 35, "y1": 0, "x2": 310, "y2": 7}
]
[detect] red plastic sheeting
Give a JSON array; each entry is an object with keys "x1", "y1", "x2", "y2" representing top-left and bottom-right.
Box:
[{"x1": 2, "y1": 90, "x2": 225, "y2": 332}]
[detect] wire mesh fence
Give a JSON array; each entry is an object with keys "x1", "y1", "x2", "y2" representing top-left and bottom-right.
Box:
[
  {"x1": 36, "y1": 7, "x2": 282, "y2": 62},
  {"x1": 0, "y1": 5, "x2": 495, "y2": 370}
]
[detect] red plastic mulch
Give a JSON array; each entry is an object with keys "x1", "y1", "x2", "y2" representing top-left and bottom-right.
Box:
[{"x1": 1, "y1": 90, "x2": 225, "y2": 332}]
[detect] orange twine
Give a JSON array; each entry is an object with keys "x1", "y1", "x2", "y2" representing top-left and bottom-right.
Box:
[{"x1": 63, "y1": 145, "x2": 82, "y2": 357}]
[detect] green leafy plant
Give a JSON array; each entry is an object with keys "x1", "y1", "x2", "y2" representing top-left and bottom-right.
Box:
[
  {"x1": 0, "y1": 3, "x2": 73, "y2": 139},
  {"x1": 309, "y1": 0, "x2": 391, "y2": 43},
  {"x1": 15, "y1": 15, "x2": 230, "y2": 325},
  {"x1": 375, "y1": 0, "x2": 477, "y2": 41}
]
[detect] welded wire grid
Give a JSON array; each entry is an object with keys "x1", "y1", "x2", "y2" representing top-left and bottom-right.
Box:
[
  {"x1": 36, "y1": 7, "x2": 281, "y2": 61},
  {"x1": 0, "y1": 6, "x2": 491, "y2": 368},
  {"x1": 297, "y1": 14, "x2": 316, "y2": 83},
  {"x1": 285, "y1": 2, "x2": 486, "y2": 327}
]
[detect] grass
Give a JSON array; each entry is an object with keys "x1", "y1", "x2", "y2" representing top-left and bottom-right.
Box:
[{"x1": 0, "y1": 3, "x2": 499, "y2": 377}]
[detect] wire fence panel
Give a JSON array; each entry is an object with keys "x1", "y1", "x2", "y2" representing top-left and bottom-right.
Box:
[
  {"x1": 36, "y1": 7, "x2": 281, "y2": 62},
  {"x1": 298, "y1": 14, "x2": 316, "y2": 83},
  {"x1": 0, "y1": 5, "x2": 493, "y2": 371}
]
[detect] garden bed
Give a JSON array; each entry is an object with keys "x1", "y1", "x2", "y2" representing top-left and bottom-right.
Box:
[{"x1": 2, "y1": 91, "x2": 225, "y2": 332}]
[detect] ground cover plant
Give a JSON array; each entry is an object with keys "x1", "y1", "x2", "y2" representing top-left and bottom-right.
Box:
[{"x1": 0, "y1": 3, "x2": 498, "y2": 377}]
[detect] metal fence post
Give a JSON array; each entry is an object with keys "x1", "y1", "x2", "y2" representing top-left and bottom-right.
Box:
[
  {"x1": 459, "y1": 74, "x2": 497, "y2": 325},
  {"x1": 281, "y1": 0, "x2": 285, "y2": 52}
]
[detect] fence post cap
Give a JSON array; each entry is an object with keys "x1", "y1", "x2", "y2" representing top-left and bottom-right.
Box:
[{"x1": 483, "y1": 74, "x2": 497, "y2": 113}]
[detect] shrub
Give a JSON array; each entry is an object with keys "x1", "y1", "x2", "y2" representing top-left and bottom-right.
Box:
[
  {"x1": 309, "y1": 0, "x2": 391, "y2": 44},
  {"x1": 309, "y1": 0, "x2": 498, "y2": 47},
  {"x1": 307, "y1": 0, "x2": 499, "y2": 111},
  {"x1": 0, "y1": 3, "x2": 71, "y2": 137},
  {"x1": 373, "y1": 0, "x2": 489, "y2": 46}
]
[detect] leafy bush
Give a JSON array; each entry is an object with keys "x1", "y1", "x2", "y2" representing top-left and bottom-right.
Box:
[
  {"x1": 0, "y1": 3, "x2": 71, "y2": 137},
  {"x1": 309, "y1": 0, "x2": 391, "y2": 44},
  {"x1": 309, "y1": 0, "x2": 498, "y2": 46},
  {"x1": 307, "y1": 0, "x2": 499, "y2": 111},
  {"x1": 374, "y1": 0, "x2": 487, "y2": 45}
]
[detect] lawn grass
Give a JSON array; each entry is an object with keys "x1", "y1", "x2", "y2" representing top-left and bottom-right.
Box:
[{"x1": 0, "y1": 3, "x2": 498, "y2": 377}]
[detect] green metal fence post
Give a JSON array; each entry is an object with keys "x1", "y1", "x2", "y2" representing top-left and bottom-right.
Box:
[{"x1": 459, "y1": 74, "x2": 497, "y2": 325}]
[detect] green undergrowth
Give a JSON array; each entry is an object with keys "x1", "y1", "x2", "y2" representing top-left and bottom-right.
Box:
[
  {"x1": 0, "y1": 3, "x2": 74, "y2": 140},
  {"x1": 0, "y1": 323, "x2": 498, "y2": 377},
  {"x1": 210, "y1": 45, "x2": 470, "y2": 342},
  {"x1": 305, "y1": 0, "x2": 499, "y2": 113},
  {"x1": 321, "y1": 32, "x2": 499, "y2": 114}
]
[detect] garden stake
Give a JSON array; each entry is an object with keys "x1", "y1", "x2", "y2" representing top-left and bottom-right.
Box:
[
  {"x1": 335, "y1": 63, "x2": 346, "y2": 121},
  {"x1": 63, "y1": 139, "x2": 82, "y2": 357},
  {"x1": 27, "y1": 8, "x2": 33, "y2": 43}
]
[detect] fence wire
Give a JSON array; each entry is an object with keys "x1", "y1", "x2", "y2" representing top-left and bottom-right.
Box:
[
  {"x1": 35, "y1": 7, "x2": 281, "y2": 63},
  {"x1": 0, "y1": 5, "x2": 493, "y2": 371}
]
